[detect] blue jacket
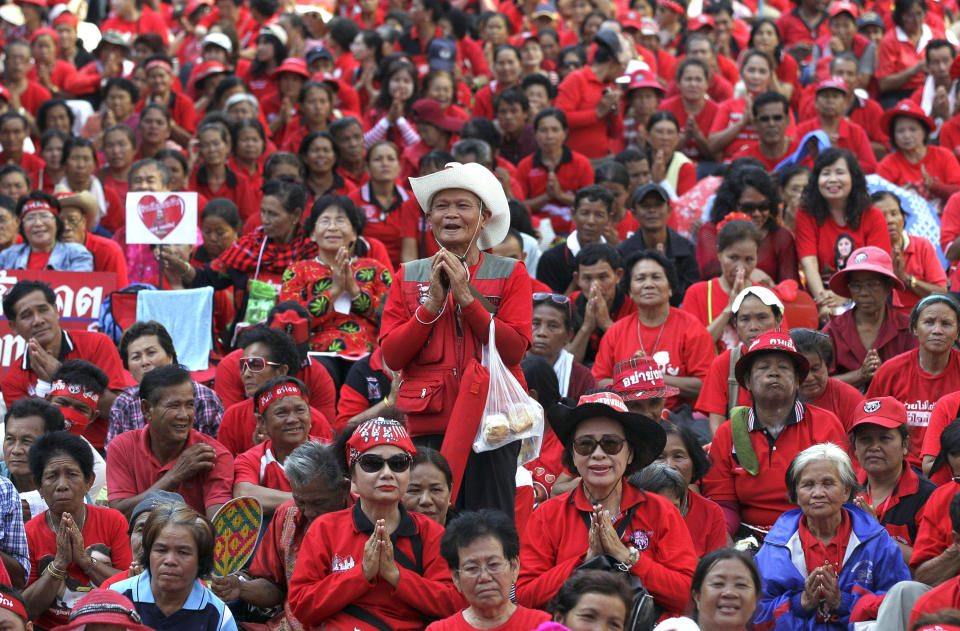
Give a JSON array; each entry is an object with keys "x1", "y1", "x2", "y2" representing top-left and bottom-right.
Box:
[
  {"x1": 0, "y1": 241, "x2": 93, "y2": 271},
  {"x1": 752, "y1": 504, "x2": 910, "y2": 631}
]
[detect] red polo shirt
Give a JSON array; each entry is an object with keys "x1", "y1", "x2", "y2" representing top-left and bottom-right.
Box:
[
  {"x1": 920, "y1": 390, "x2": 960, "y2": 459},
  {"x1": 234, "y1": 440, "x2": 294, "y2": 491},
  {"x1": 775, "y1": 8, "x2": 829, "y2": 47},
  {"x1": 730, "y1": 137, "x2": 802, "y2": 172},
  {"x1": 797, "y1": 117, "x2": 878, "y2": 173},
  {"x1": 686, "y1": 491, "x2": 728, "y2": 558},
  {"x1": 910, "y1": 573, "x2": 960, "y2": 627},
  {"x1": 799, "y1": 510, "x2": 852, "y2": 574},
  {"x1": 515, "y1": 147, "x2": 595, "y2": 235},
  {"x1": 695, "y1": 348, "x2": 754, "y2": 416},
  {"x1": 13, "y1": 80, "x2": 52, "y2": 116},
  {"x1": 877, "y1": 27, "x2": 933, "y2": 93},
  {"x1": 553, "y1": 65, "x2": 621, "y2": 159},
  {"x1": 909, "y1": 479, "x2": 960, "y2": 569},
  {"x1": 428, "y1": 608, "x2": 551, "y2": 631},
  {"x1": 105, "y1": 427, "x2": 234, "y2": 515},
  {"x1": 658, "y1": 96, "x2": 719, "y2": 161},
  {"x1": 217, "y1": 398, "x2": 333, "y2": 457},
  {"x1": 810, "y1": 378, "x2": 864, "y2": 432},
  {"x1": 877, "y1": 146, "x2": 960, "y2": 192},
  {"x1": 348, "y1": 183, "x2": 417, "y2": 269}
]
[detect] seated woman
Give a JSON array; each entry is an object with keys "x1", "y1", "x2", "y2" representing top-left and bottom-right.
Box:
[
  {"x1": 528, "y1": 291, "x2": 597, "y2": 401},
  {"x1": 57, "y1": 137, "x2": 124, "y2": 234},
  {"x1": 35, "y1": 129, "x2": 69, "y2": 193},
  {"x1": 867, "y1": 295, "x2": 960, "y2": 471},
  {"x1": 362, "y1": 61, "x2": 421, "y2": 151},
  {"x1": 515, "y1": 391, "x2": 698, "y2": 615},
  {"x1": 850, "y1": 397, "x2": 935, "y2": 565},
  {"x1": 789, "y1": 328, "x2": 864, "y2": 431},
  {"x1": 233, "y1": 377, "x2": 317, "y2": 516},
  {"x1": 876, "y1": 0, "x2": 941, "y2": 107},
  {"x1": 876, "y1": 100, "x2": 960, "y2": 207},
  {"x1": 403, "y1": 447, "x2": 454, "y2": 526},
  {"x1": 79, "y1": 78, "x2": 140, "y2": 143},
  {"x1": 0, "y1": 191, "x2": 93, "y2": 271},
  {"x1": 822, "y1": 246, "x2": 917, "y2": 390},
  {"x1": 752, "y1": 443, "x2": 911, "y2": 630},
  {"x1": 281, "y1": 81, "x2": 351, "y2": 154},
  {"x1": 100, "y1": 124, "x2": 135, "y2": 203},
  {"x1": 645, "y1": 112, "x2": 696, "y2": 198},
  {"x1": 696, "y1": 165, "x2": 799, "y2": 283},
  {"x1": 23, "y1": 432, "x2": 131, "y2": 628},
  {"x1": 547, "y1": 570, "x2": 632, "y2": 631},
  {"x1": 795, "y1": 148, "x2": 891, "y2": 312},
  {"x1": 430, "y1": 510, "x2": 551, "y2": 631},
  {"x1": 592, "y1": 250, "x2": 715, "y2": 410},
  {"x1": 110, "y1": 502, "x2": 238, "y2": 631},
  {"x1": 873, "y1": 191, "x2": 947, "y2": 314},
  {"x1": 189, "y1": 123, "x2": 262, "y2": 225},
  {"x1": 288, "y1": 418, "x2": 464, "y2": 630},
  {"x1": 701, "y1": 331, "x2": 846, "y2": 539}
]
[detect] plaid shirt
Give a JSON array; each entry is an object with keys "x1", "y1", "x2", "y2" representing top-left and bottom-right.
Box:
[
  {"x1": 0, "y1": 476, "x2": 29, "y2": 577},
  {"x1": 106, "y1": 381, "x2": 225, "y2": 447},
  {"x1": 212, "y1": 225, "x2": 318, "y2": 276}
]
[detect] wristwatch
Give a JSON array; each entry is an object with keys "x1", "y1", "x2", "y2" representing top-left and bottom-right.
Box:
[{"x1": 616, "y1": 546, "x2": 640, "y2": 572}]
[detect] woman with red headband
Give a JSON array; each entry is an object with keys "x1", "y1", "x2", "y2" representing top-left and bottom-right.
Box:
[
  {"x1": 0, "y1": 192, "x2": 93, "y2": 271},
  {"x1": 289, "y1": 418, "x2": 463, "y2": 631},
  {"x1": 139, "y1": 55, "x2": 195, "y2": 147}
]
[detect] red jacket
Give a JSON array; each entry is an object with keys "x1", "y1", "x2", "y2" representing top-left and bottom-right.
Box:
[
  {"x1": 516, "y1": 482, "x2": 697, "y2": 615},
  {"x1": 554, "y1": 65, "x2": 622, "y2": 159},
  {"x1": 288, "y1": 503, "x2": 464, "y2": 631}
]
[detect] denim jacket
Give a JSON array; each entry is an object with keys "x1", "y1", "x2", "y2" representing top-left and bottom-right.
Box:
[{"x1": 0, "y1": 241, "x2": 93, "y2": 271}]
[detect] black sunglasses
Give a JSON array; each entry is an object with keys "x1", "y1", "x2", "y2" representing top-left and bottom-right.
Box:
[
  {"x1": 572, "y1": 435, "x2": 626, "y2": 456},
  {"x1": 356, "y1": 453, "x2": 413, "y2": 473}
]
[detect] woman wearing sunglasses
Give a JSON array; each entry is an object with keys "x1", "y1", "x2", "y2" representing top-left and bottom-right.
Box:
[
  {"x1": 515, "y1": 391, "x2": 698, "y2": 615},
  {"x1": 289, "y1": 418, "x2": 463, "y2": 631}
]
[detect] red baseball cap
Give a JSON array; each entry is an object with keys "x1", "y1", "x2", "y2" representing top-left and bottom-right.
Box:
[
  {"x1": 271, "y1": 56, "x2": 310, "y2": 80},
  {"x1": 915, "y1": 626, "x2": 960, "y2": 631},
  {"x1": 658, "y1": 0, "x2": 684, "y2": 14},
  {"x1": 411, "y1": 98, "x2": 464, "y2": 133},
  {"x1": 880, "y1": 98, "x2": 936, "y2": 138},
  {"x1": 849, "y1": 397, "x2": 907, "y2": 431},
  {"x1": 620, "y1": 69, "x2": 665, "y2": 93},
  {"x1": 49, "y1": 589, "x2": 153, "y2": 631},
  {"x1": 829, "y1": 1, "x2": 860, "y2": 18},
  {"x1": 816, "y1": 76, "x2": 848, "y2": 93},
  {"x1": 689, "y1": 14, "x2": 714, "y2": 30},
  {"x1": 621, "y1": 10, "x2": 644, "y2": 31},
  {"x1": 828, "y1": 245, "x2": 906, "y2": 297},
  {"x1": 734, "y1": 330, "x2": 810, "y2": 386},
  {"x1": 612, "y1": 356, "x2": 679, "y2": 400}
]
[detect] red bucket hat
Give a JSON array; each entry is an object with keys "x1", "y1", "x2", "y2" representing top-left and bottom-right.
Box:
[
  {"x1": 411, "y1": 98, "x2": 464, "y2": 133},
  {"x1": 612, "y1": 356, "x2": 679, "y2": 400},
  {"x1": 881, "y1": 99, "x2": 935, "y2": 138},
  {"x1": 828, "y1": 245, "x2": 905, "y2": 298},
  {"x1": 849, "y1": 397, "x2": 907, "y2": 432},
  {"x1": 49, "y1": 589, "x2": 153, "y2": 631},
  {"x1": 271, "y1": 56, "x2": 310, "y2": 80},
  {"x1": 734, "y1": 330, "x2": 810, "y2": 386}
]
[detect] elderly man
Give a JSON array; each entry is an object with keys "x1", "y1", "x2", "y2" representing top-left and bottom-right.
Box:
[
  {"x1": 380, "y1": 161, "x2": 532, "y2": 516},
  {"x1": 210, "y1": 441, "x2": 349, "y2": 629},
  {"x1": 0, "y1": 280, "x2": 125, "y2": 451},
  {"x1": 105, "y1": 364, "x2": 233, "y2": 520}
]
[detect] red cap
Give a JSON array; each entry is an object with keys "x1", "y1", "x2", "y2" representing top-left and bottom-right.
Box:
[
  {"x1": 52, "y1": 10, "x2": 77, "y2": 26},
  {"x1": 689, "y1": 13, "x2": 714, "y2": 30},
  {"x1": 49, "y1": 589, "x2": 153, "y2": 631},
  {"x1": 829, "y1": 1, "x2": 860, "y2": 18},
  {"x1": 346, "y1": 418, "x2": 416, "y2": 467},
  {"x1": 612, "y1": 356, "x2": 679, "y2": 400},
  {"x1": 880, "y1": 98, "x2": 936, "y2": 137},
  {"x1": 510, "y1": 31, "x2": 539, "y2": 47},
  {"x1": 734, "y1": 330, "x2": 810, "y2": 386},
  {"x1": 16, "y1": 0, "x2": 47, "y2": 7},
  {"x1": 621, "y1": 10, "x2": 644, "y2": 31},
  {"x1": 188, "y1": 60, "x2": 228, "y2": 96},
  {"x1": 658, "y1": 0, "x2": 684, "y2": 13},
  {"x1": 271, "y1": 56, "x2": 310, "y2": 80},
  {"x1": 915, "y1": 626, "x2": 960, "y2": 631},
  {"x1": 411, "y1": 98, "x2": 464, "y2": 133},
  {"x1": 19, "y1": 198, "x2": 58, "y2": 218},
  {"x1": 622, "y1": 69, "x2": 664, "y2": 93},
  {"x1": 640, "y1": 17, "x2": 660, "y2": 34},
  {"x1": 828, "y1": 245, "x2": 905, "y2": 297},
  {"x1": 30, "y1": 26, "x2": 58, "y2": 46},
  {"x1": 816, "y1": 76, "x2": 849, "y2": 93},
  {"x1": 850, "y1": 397, "x2": 907, "y2": 431}
]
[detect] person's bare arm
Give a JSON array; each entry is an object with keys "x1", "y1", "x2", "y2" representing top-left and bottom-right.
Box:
[
  {"x1": 709, "y1": 413, "x2": 727, "y2": 438},
  {"x1": 109, "y1": 444, "x2": 217, "y2": 517},
  {"x1": 913, "y1": 544, "x2": 960, "y2": 586},
  {"x1": 549, "y1": 473, "x2": 580, "y2": 497},
  {"x1": 210, "y1": 574, "x2": 285, "y2": 608},
  {"x1": 664, "y1": 376, "x2": 703, "y2": 400},
  {"x1": 923, "y1": 455, "x2": 936, "y2": 478},
  {"x1": 232, "y1": 483, "x2": 292, "y2": 516}
]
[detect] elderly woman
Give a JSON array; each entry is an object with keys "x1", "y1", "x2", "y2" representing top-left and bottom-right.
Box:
[
  {"x1": 877, "y1": 101, "x2": 960, "y2": 205},
  {"x1": 211, "y1": 441, "x2": 349, "y2": 631},
  {"x1": 279, "y1": 195, "x2": 392, "y2": 363},
  {"x1": 593, "y1": 250, "x2": 715, "y2": 409},
  {"x1": 795, "y1": 148, "x2": 891, "y2": 310},
  {"x1": 23, "y1": 432, "x2": 131, "y2": 628},
  {"x1": 0, "y1": 191, "x2": 93, "y2": 271},
  {"x1": 403, "y1": 447, "x2": 454, "y2": 526},
  {"x1": 789, "y1": 328, "x2": 865, "y2": 430},
  {"x1": 867, "y1": 295, "x2": 960, "y2": 471},
  {"x1": 702, "y1": 331, "x2": 847, "y2": 540},
  {"x1": 850, "y1": 397, "x2": 935, "y2": 564},
  {"x1": 822, "y1": 246, "x2": 917, "y2": 390},
  {"x1": 288, "y1": 418, "x2": 463, "y2": 630},
  {"x1": 752, "y1": 443, "x2": 911, "y2": 630},
  {"x1": 696, "y1": 165, "x2": 799, "y2": 284},
  {"x1": 110, "y1": 503, "x2": 237, "y2": 630},
  {"x1": 515, "y1": 391, "x2": 698, "y2": 615},
  {"x1": 430, "y1": 510, "x2": 550, "y2": 631},
  {"x1": 58, "y1": 137, "x2": 125, "y2": 234},
  {"x1": 380, "y1": 162, "x2": 531, "y2": 517},
  {"x1": 547, "y1": 570, "x2": 632, "y2": 631}
]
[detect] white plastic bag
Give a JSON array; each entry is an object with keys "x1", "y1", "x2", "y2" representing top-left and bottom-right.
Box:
[{"x1": 473, "y1": 319, "x2": 544, "y2": 461}]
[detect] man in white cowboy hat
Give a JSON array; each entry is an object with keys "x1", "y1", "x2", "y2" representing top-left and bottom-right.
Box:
[{"x1": 380, "y1": 162, "x2": 532, "y2": 517}]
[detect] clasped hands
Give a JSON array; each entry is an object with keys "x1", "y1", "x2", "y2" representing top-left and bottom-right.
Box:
[
  {"x1": 800, "y1": 563, "x2": 842, "y2": 615},
  {"x1": 422, "y1": 249, "x2": 473, "y2": 314},
  {"x1": 584, "y1": 505, "x2": 631, "y2": 566},
  {"x1": 362, "y1": 520, "x2": 400, "y2": 587}
]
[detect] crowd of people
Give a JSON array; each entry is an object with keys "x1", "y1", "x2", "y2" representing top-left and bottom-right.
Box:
[{"x1": 6, "y1": 0, "x2": 960, "y2": 628}]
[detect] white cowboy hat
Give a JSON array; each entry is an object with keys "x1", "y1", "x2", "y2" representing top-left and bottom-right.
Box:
[{"x1": 409, "y1": 162, "x2": 509, "y2": 250}]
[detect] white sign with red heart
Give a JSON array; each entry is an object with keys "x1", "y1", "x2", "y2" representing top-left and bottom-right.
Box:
[{"x1": 125, "y1": 192, "x2": 198, "y2": 245}]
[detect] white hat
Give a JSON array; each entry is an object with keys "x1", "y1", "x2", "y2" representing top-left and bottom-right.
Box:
[
  {"x1": 259, "y1": 23, "x2": 288, "y2": 46},
  {"x1": 202, "y1": 32, "x2": 232, "y2": 53},
  {"x1": 408, "y1": 162, "x2": 509, "y2": 250},
  {"x1": 731, "y1": 285, "x2": 784, "y2": 314},
  {"x1": 0, "y1": 4, "x2": 24, "y2": 26}
]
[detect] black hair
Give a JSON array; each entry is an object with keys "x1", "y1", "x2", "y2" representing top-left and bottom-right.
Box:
[
  {"x1": 253, "y1": 375, "x2": 310, "y2": 415},
  {"x1": 645, "y1": 110, "x2": 680, "y2": 132},
  {"x1": 207, "y1": 76, "x2": 242, "y2": 111},
  {"x1": 533, "y1": 107, "x2": 567, "y2": 132},
  {"x1": 801, "y1": 148, "x2": 871, "y2": 229},
  {"x1": 500, "y1": 227, "x2": 525, "y2": 253},
  {"x1": 104, "y1": 77, "x2": 140, "y2": 105},
  {"x1": 691, "y1": 549, "x2": 761, "y2": 620},
  {"x1": 119, "y1": 321, "x2": 178, "y2": 369},
  {"x1": 789, "y1": 327, "x2": 833, "y2": 367},
  {"x1": 0, "y1": 164, "x2": 30, "y2": 189},
  {"x1": 775, "y1": 163, "x2": 811, "y2": 188},
  {"x1": 675, "y1": 56, "x2": 710, "y2": 83},
  {"x1": 15, "y1": 190, "x2": 64, "y2": 241},
  {"x1": 236, "y1": 325, "x2": 301, "y2": 376},
  {"x1": 620, "y1": 249, "x2": 679, "y2": 297},
  {"x1": 590, "y1": 27, "x2": 620, "y2": 63},
  {"x1": 558, "y1": 44, "x2": 587, "y2": 67},
  {"x1": 63, "y1": 136, "x2": 99, "y2": 167},
  {"x1": 249, "y1": 33, "x2": 286, "y2": 80},
  {"x1": 51, "y1": 359, "x2": 109, "y2": 396},
  {"x1": 0, "y1": 584, "x2": 28, "y2": 627},
  {"x1": 421, "y1": 0, "x2": 449, "y2": 23},
  {"x1": 374, "y1": 61, "x2": 419, "y2": 112},
  {"x1": 299, "y1": 130, "x2": 341, "y2": 172},
  {"x1": 230, "y1": 117, "x2": 266, "y2": 152},
  {"x1": 660, "y1": 420, "x2": 710, "y2": 483},
  {"x1": 910, "y1": 294, "x2": 960, "y2": 332},
  {"x1": 951, "y1": 490, "x2": 960, "y2": 537},
  {"x1": 460, "y1": 118, "x2": 503, "y2": 152},
  {"x1": 304, "y1": 195, "x2": 369, "y2": 257},
  {"x1": 615, "y1": 147, "x2": 647, "y2": 165},
  {"x1": 140, "y1": 363, "x2": 192, "y2": 405},
  {"x1": 748, "y1": 18, "x2": 783, "y2": 59},
  {"x1": 155, "y1": 148, "x2": 189, "y2": 177},
  {"x1": 0, "y1": 111, "x2": 28, "y2": 132},
  {"x1": 29, "y1": 431, "x2": 94, "y2": 484},
  {"x1": 889, "y1": 111, "x2": 931, "y2": 150},
  {"x1": 103, "y1": 123, "x2": 137, "y2": 149},
  {"x1": 329, "y1": 116, "x2": 364, "y2": 141},
  {"x1": 716, "y1": 218, "x2": 762, "y2": 252},
  {"x1": 263, "y1": 152, "x2": 305, "y2": 181},
  {"x1": 710, "y1": 165, "x2": 781, "y2": 229},
  {"x1": 574, "y1": 184, "x2": 614, "y2": 215},
  {"x1": 893, "y1": 0, "x2": 926, "y2": 27},
  {"x1": 752, "y1": 90, "x2": 789, "y2": 117},
  {"x1": 39, "y1": 129, "x2": 71, "y2": 162},
  {"x1": 522, "y1": 355, "x2": 563, "y2": 407},
  {"x1": 36, "y1": 98, "x2": 75, "y2": 134},
  {"x1": 261, "y1": 178, "x2": 307, "y2": 218},
  {"x1": 140, "y1": 503, "x2": 215, "y2": 578},
  {"x1": 508, "y1": 199, "x2": 536, "y2": 238},
  {"x1": 521, "y1": 73, "x2": 556, "y2": 100},
  {"x1": 299, "y1": 81, "x2": 336, "y2": 110},
  {"x1": 548, "y1": 571, "x2": 633, "y2": 619},
  {"x1": 0, "y1": 195, "x2": 14, "y2": 216},
  {"x1": 420, "y1": 149, "x2": 455, "y2": 172},
  {"x1": 871, "y1": 190, "x2": 902, "y2": 216},
  {"x1": 494, "y1": 87, "x2": 529, "y2": 113},
  {"x1": 932, "y1": 421, "x2": 960, "y2": 478},
  {"x1": 593, "y1": 160, "x2": 629, "y2": 190},
  {"x1": 575, "y1": 241, "x2": 621, "y2": 272},
  {"x1": 5, "y1": 397, "x2": 65, "y2": 433},
  {"x1": 440, "y1": 509, "x2": 520, "y2": 569},
  {"x1": 411, "y1": 446, "x2": 453, "y2": 489},
  {"x1": 250, "y1": 0, "x2": 278, "y2": 17},
  {"x1": 139, "y1": 103, "x2": 172, "y2": 130},
  {"x1": 3, "y1": 280, "x2": 56, "y2": 321},
  {"x1": 201, "y1": 198, "x2": 242, "y2": 232}
]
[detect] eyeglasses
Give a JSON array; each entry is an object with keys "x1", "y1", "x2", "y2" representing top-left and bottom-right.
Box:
[
  {"x1": 239, "y1": 356, "x2": 284, "y2": 373},
  {"x1": 572, "y1": 434, "x2": 627, "y2": 456},
  {"x1": 22, "y1": 212, "x2": 55, "y2": 224},
  {"x1": 562, "y1": 61, "x2": 583, "y2": 69},
  {"x1": 533, "y1": 292, "x2": 570, "y2": 305},
  {"x1": 458, "y1": 559, "x2": 509, "y2": 578},
  {"x1": 756, "y1": 114, "x2": 785, "y2": 123},
  {"x1": 356, "y1": 453, "x2": 413, "y2": 473},
  {"x1": 848, "y1": 279, "x2": 885, "y2": 293},
  {"x1": 62, "y1": 214, "x2": 86, "y2": 228},
  {"x1": 316, "y1": 216, "x2": 350, "y2": 229},
  {"x1": 738, "y1": 201, "x2": 771, "y2": 213}
]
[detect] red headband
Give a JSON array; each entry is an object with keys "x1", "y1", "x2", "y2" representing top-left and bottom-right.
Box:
[
  {"x1": 257, "y1": 381, "x2": 307, "y2": 414},
  {"x1": 145, "y1": 58, "x2": 173, "y2": 74},
  {"x1": 717, "y1": 211, "x2": 752, "y2": 232},
  {"x1": 346, "y1": 418, "x2": 416, "y2": 467},
  {"x1": 20, "y1": 199, "x2": 58, "y2": 218},
  {"x1": 49, "y1": 379, "x2": 101, "y2": 406},
  {"x1": 0, "y1": 593, "x2": 27, "y2": 623},
  {"x1": 270, "y1": 310, "x2": 310, "y2": 345}
]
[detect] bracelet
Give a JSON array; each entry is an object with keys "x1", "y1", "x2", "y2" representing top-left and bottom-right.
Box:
[
  {"x1": 46, "y1": 562, "x2": 67, "y2": 580},
  {"x1": 383, "y1": 394, "x2": 392, "y2": 408},
  {"x1": 910, "y1": 275, "x2": 917, "y2": 289},
  {"x1": 415, "y1": 303, "x2": 445, "y2": 325}
]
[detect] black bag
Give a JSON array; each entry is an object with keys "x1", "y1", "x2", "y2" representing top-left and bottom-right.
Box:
[{"x1": 574, "y1": 554, "x2": 659, "y2": 631}]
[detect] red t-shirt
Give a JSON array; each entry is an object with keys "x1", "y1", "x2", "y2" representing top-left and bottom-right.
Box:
[
  {"x1": 893, "y1": 234, "x2": 948, "y2": 314},
  {"x1": 877, "y1": 27, "x2": 929, "y2": 93},
  {"x1": 877, "y1": 146, "x2": 960, "y2": 192},
  {"x1": 100, "y1": 6, "x2": 170, "y2": 44},
  {"x1": 685, "y1": 491, "x2": 728, "y2": 558},
  {"x1": 910, "y1": 479, "x2": 960, "y2": 569},
  {"x1": 730, "y1": 137, "x2": 802, "y2": 172},
  {"x1": 709, "y1": 97, "x2": 797, "y2": 159},
  {"x1": 426, "y1": 607, "x2": 551, "y2": 631},
  {"x1": 681, "y1": 278, "x2": 759, "y2": 352},
  {"x1": 234, "y1": 440, "x2": 294, "y2": 491},
  {"x1": 553, "y1": 65, "x2": 622, "y2": 159},
  {"x1": 218, "y1": 398, "x2": 333, "y2": 457},
  {"x1": 796, "y1": 117, "x2": 878, "y2": 173},
  {"x1": 794, "y1": 206, "x2": 892, "y2": 281},
  {"x1": 515, "y1": 148, "x2": 595, "y2": 235},
  {"x1": 695, "y1": 348, "x2": 754, "y2": 416},
  {"x1": 26, "y1": 250, "x2": 52, "y2": 270},
  {"x1": 348, "y1": 184, "x2": 417, "y2": 269},
  {"x1": 910, "y1": 574, "x2": 960, "y2": 627},
  {"x1": 26, "y1": 505, "x2": 133, "y2": 629},
  {"x1": 920, "y1": 390, "x2": 960, "y2": 459},
  {"x1": 592, "y1": 309, "x2": 715, "y2": 408},
  {"x1": 867, "y1": 348, "x2": 960, "y2": 470},
  {"x1": 810, "y1": 378, "x2": 864, "y2": 432},
  {"x1": 105, "y1": 428, "x2": 235, "y2": 515},
  {"x1": 15, "y1": 80, "x2": 52, "y2": 116},
  {"x1": 776, "y1": 8, "x2": 830, "y2": 47},
  {"x1": 84, "y1": 232, "x2": 129, "y2": 288},
  {"x1": 939, "y1": 192, "x2": 960, "y2": 288},
  {"x1": 658, "y1": 96, "x2": 719, "y2": 161}
]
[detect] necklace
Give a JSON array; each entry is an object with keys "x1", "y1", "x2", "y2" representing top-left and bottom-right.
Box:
[
  {"x1": 584, "y1": 480, "x2": 622, "y2": 506},
  {"x1": 47, "y1": 504, "x2": 87, "y2": 532},
  {"x1": 637, "y1": 314, "x2": 667, "y2": 357}
]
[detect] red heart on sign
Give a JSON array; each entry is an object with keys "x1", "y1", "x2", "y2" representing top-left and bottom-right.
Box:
[{"x1": 137, "y1": 194, "x2": 185, "y2": 239}]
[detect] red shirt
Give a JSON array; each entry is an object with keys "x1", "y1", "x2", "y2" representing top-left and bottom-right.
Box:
[
  {"x1": 248, "y1": 500, "x2": 313, "y2": 630},
  {"x1": 213, "y1": 350, "x2": 337, "y2": 421},
  {"x1": 910, "y1": 573, "x2": 960, "y2": 627},
  {"x1": 794, "y1": 206, "x2": 892, "y2": 281},
  {"x1": 348, "y1": 183, "x2": 417, "y2": 269},
  {"x1": 893, "y1": 233, "x2": 948, "y2": 314},
  {"x1": 591, "y1": 309, "x2": 715, "y2": 408},
  {"x1": 658, "y1": 96, "x2": 719, "y2": 161},
  {"x1": 940, "y1": 192, "x2": 960, "y2": 288},
  {"x1": 685, "y1": 491, "x2": 728, "y2": 558},
  {"x1": 101, "y1": 6, "x2": 169, "y2": 44},
  {"x1": 709, "y1": 97, "x2": 798, "y2": 159},
  {"x1": 288, "y1": 504, "x2": 464, "y2": 631},
  {"x1": 940, "y1": 116, "x2": 960, "y2": 160},
  {"x1": 877, "y1": 146, "x2": 960, "y2": 192},
  {"x1": 702, "y1": 403, "x2": 846, "y2": 530},
  {"x1": 84, "y1": 232, "x2": 129, "y2": 288},
  {"x1": 26, "y1": 505, "x2": 133, "y2": 630},
  {"x1": 798, "y1": 510, "x2": 852, "y2": 574},
  {"x1": 515, "y1": 147, "x2": 595, "y2": 235},
  {"x1": 106, "y1": 428, "x2": 234, "y2": 514},
  {"x1": 920, "y1": 390, "x2": 960, "y2": 459},
  {"x1": 909, "y1": 479, "x2": 960, "y2": 568},
  {"x1": 695, "y1": 347, "x2": 754, "y2": 416},
  {"x1": 516, "y1": 482, "x2": 697, "y2": 614},
  {"x1": 26, "y1": 250, "x2": 51, "y2": 270},
  {"x1": 218, "y1": 398, "x2": 333, "y2": 457},
  {"x1": 0, "y1": 329, "x2": 125, "y2": 450},
  {"x1": 554, "y1": 65, "x2": 621, "y2": 159},
  {"x1": 775, "y1": 8, "x2": 829, "y2": 47},
  {"x1": 190, "y1": 167, "x2": 262, "y2": 223},
  {"x1": 730, "y1": 137, "x2": 802, "y2": 172},
  {"x1": 797, "y1": 117, "x2": 878, "y2": 173},
  {"x1": 867, "y1": 348, "x2": 960, "y2": 470},
  {"x1": 427, "y1": 607, "x2": 551, "y2": 631},
  {"x1": 823, "y1": 306, "x2": 917, "y2": 377},
  {"x1": 12, "y1": 80, "x2": 52, "y2": 116},
  {"x1": 810, "y1": 378, "x2": 864, "y2": 432},
  {"x1": 877, "y1": 27, "x2": 931, "y2": 93},
  {"x1": 234, "y1": 440, "x2": 294, "y2": 491},
  {"x1": 681, "y1": 278, "x2": 763, "y2": 352}
]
